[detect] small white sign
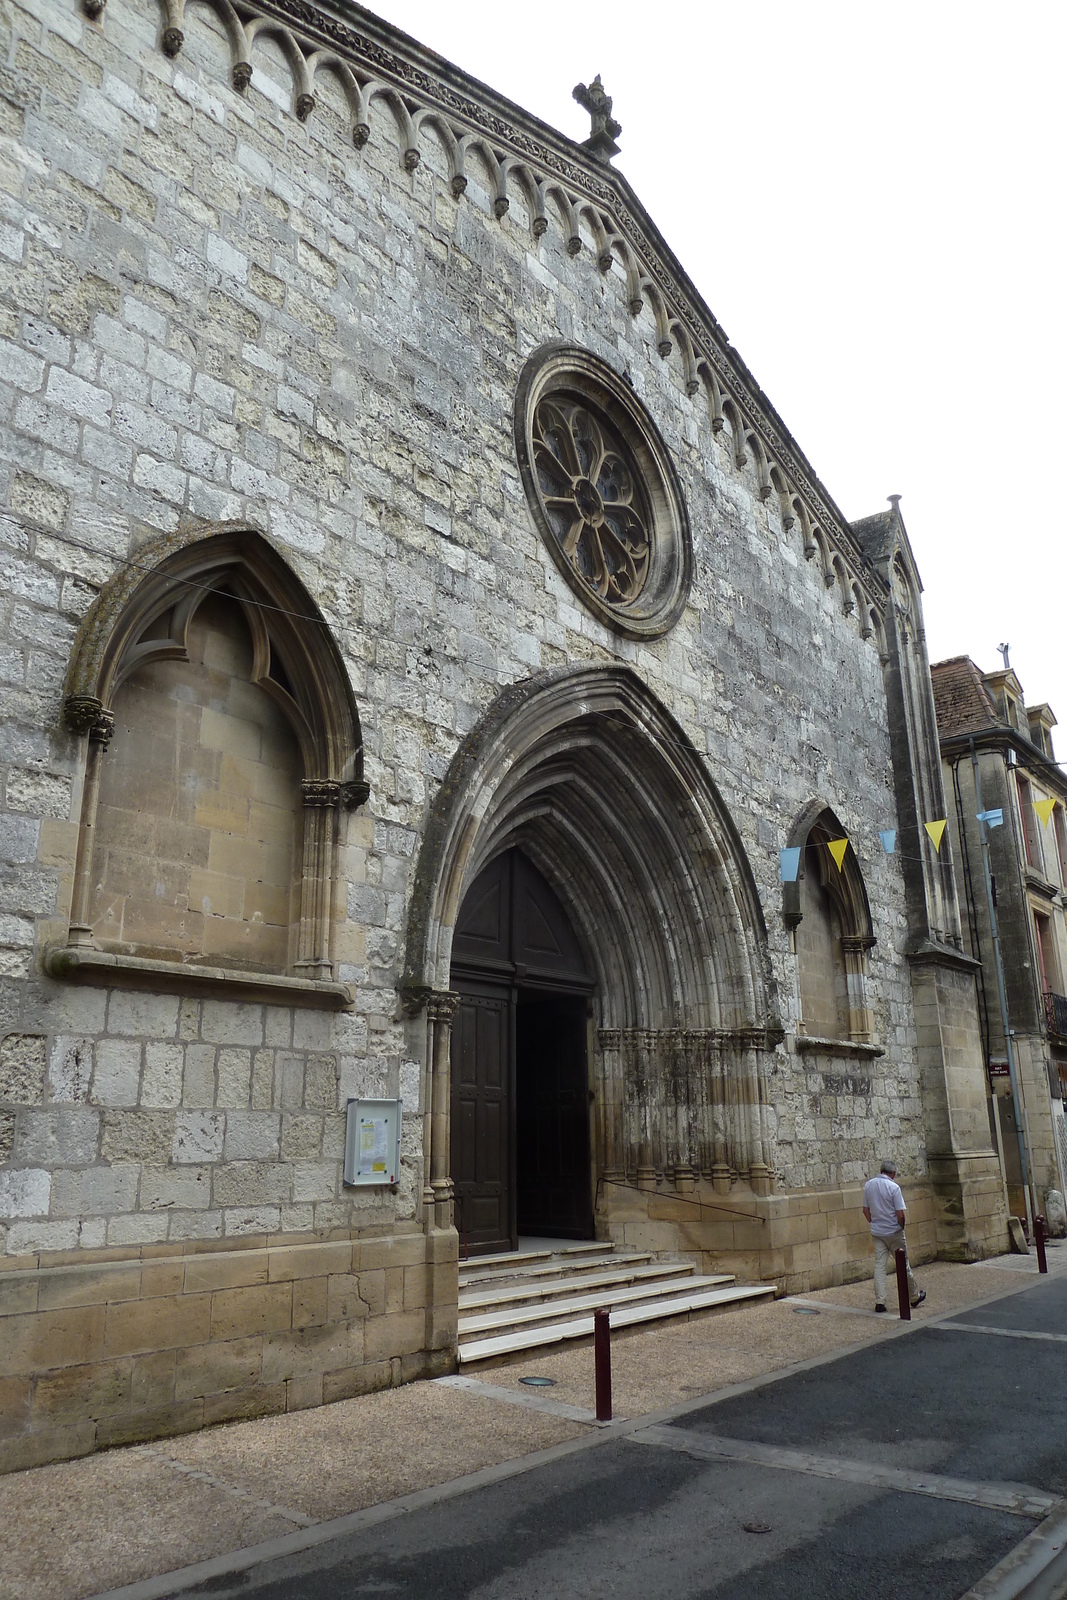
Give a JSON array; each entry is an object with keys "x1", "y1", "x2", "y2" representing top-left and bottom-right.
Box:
[{"x1": 344, "y1": 1098, "x2": 402, "y2": 1187}]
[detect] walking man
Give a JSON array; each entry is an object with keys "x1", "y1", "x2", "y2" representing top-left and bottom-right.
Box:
[{"x1": 864, "y1": 1159, "x2": 926, "y2": 1313}]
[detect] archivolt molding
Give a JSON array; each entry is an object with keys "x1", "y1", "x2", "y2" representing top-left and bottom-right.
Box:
[
  {"x1": 108, "y1": 0, "x2": 885, "y2": 648},
  {"x1": 63, "y1": 521, "x2": 365, "y2": 793},
  {"x1": 401, "y1": 663, "x2": 780, "y2": 1032},
  {"x1": 401, "y1": 665, "x2": 783, "y2": 1190}
]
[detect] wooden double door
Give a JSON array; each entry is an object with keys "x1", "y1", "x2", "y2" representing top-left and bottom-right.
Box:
[{"x1": 450, "y1": 850, "x2": 594, "y2": 1255}]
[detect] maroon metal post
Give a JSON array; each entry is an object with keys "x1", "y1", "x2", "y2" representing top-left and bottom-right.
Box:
[
  {"x1": 594, "y1": 1307, "x2": 612, "y2": 1422},
  {"x1": 1036, "y1": 1214, "x2": 1049, "y2": 1275},
  {"x1": 895, "y1": 1248, "x2": 911, "y2": 1320}
]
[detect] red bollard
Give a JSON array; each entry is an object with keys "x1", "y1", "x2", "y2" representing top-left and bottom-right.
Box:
[
  {"x1": 1036, "y1": 1215, "x2": 1049, "y2": 1275},
  {"x1": 895, "y1": 1248, "x2": 911, "y2": 1320},
  {"x1": 594, "y1": 1307, "x2": 612, "y2": 1422}
]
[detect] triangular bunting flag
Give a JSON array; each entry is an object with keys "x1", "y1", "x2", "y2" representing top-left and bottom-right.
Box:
[
  {"x1": 780, "y1": 847, "x2": 802, "y2": 883},
  {"x1": 879, "y1": 830, "x2": 897, "y2": 854},
  {"x1": 827, "y1": 838, "x2": 849, "y2": 871},
  {"x1": 1035, "y1": 797, "x2": 1057, "y2": 827},
  {"x1": 924, "y1": 819, "x2": 947, "y2": 852},
  {"x1": 977, "y1": 808, "x2": 1004, "y2": 829}
]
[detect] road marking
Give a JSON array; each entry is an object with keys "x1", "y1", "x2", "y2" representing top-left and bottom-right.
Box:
[
  {"x1": 936, "y1": 1322, "x2": 1067, "y2": 1345},
  {"x1": 787, "y1": 1297, "x2": 888, "y2": 1320},
  {"x1": 137, "y1": 1447, "x2": 314, "y2": 1527},
  {"x1": 433, "y1": 1373, "x2": 606, "y2": 1424},
  {"x1": 629, "y1": 1425, "x2": 1058, "y2": 1519}
]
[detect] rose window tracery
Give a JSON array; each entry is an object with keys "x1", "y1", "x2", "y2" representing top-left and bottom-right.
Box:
[
  {"x1": 533, "y1": 399, "x2": 652, "y2": 605},
  {"x1": 515, "y1": 345, "x2": 692, "y2": 639}
]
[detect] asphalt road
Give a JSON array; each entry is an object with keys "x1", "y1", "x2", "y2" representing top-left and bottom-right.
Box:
[{"x1": 172, "y1": 1273, "x2": 1067, "y2": 1600}]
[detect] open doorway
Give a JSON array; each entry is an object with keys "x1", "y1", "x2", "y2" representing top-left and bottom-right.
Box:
[{"x1": 450, "y1": 849, "x2": 594, "y2": 1255}]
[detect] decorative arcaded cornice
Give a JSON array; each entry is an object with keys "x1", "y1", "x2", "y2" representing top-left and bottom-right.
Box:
[{"x1": 103, "y1": 0, "x2": 887, "y2": 635}]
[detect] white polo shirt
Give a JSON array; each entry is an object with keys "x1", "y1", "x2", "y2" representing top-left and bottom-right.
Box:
[{"x1": 864, "y1": 1173, "x2": 906, "y2": 1237}]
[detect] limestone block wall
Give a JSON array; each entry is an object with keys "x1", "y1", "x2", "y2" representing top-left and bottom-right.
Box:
[
  {"x1": 0, "y1": 990, "x2": 423, "y2": 1257},
  {"x1": 600, "y1": 1178, "x2": 940, "y2": 1296},
  {"x1": 0, "y1": 1225, "x2": 457, "y2": 1473}
]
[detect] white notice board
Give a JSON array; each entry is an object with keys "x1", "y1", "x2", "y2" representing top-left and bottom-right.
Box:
[{"x1": 343, "y1": 1098, "x2": 402, "y2": 1187}]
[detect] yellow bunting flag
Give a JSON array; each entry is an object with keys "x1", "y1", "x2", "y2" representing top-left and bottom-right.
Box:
[
  {"x1": 1035, "y1": 797, "x2": 1057, "y2": 827},
  {"x1": 924, "y1": 819, "x2": 947, "y2": 852},
  {"x1": 827, "y1": 838, "x2": 849, "y2": 871}
]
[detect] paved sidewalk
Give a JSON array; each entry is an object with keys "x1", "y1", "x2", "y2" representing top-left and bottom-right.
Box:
[{"x1": 1, "y1": 1247, "x2": 1062, "y2": 1600}]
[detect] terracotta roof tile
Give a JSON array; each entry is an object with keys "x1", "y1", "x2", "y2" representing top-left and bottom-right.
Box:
[{"x1": 930, "y1": 656, "x2": 1000, "y2": 737}]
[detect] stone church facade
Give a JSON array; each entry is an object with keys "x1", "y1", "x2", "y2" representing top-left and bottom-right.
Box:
[{"x1": 0, "y1": 0, "x2": 1007, "y2": 1468}]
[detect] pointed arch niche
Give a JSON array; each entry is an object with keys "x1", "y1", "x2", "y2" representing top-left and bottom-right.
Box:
[
  {"x1": 46, "y1": 525, "x2": 366, "y2": 1008},
  {"x1": 784, "y1": 803, "x2": 882, "y2": 1056}
]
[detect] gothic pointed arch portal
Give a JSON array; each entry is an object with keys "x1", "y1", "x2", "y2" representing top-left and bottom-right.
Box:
[{"x1": 403, "y1": 666, "x2": 783, "y2": 1246}]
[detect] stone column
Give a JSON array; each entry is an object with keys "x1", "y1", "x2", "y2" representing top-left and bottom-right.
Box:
[
  {"x1": 426, "y1": 991, "x2": 458, "y2": 1231},
  {"x1": 596, "y1": 1029, "x2": 623, "y2": 1181},
  {"x1": 64, "y1": 695, "x2": 115, "y2": 946},
  {"x1": 295, "y1": 780, "x2": 340, "y2": 979},
  {"x1": 707, "y1": 1034, "x2": 732, "y2": 1192},
  {"x1": 842, "y1": 935, "x2": 876, "y2": 1042}
]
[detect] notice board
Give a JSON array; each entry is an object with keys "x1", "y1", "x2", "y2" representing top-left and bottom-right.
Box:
[{"x1": 343, "y1": 1098, "x2": 402, "y2": 1187}]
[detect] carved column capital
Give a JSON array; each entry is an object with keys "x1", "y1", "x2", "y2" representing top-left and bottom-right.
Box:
[
  {"x1": 341, "y1": 779, "x2": 370, "y2": 810},
  {"x1": 64, "y1": 694, "x2": 115, "y2": 748},
  {"x1": 426, "y1": 990, "x2": 459, "y2": 1024},
  {"x1": 301, "y1": 779, "x2": 341, "y2": 808}
]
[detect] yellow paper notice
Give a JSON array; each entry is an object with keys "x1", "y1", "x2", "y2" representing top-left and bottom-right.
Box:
[
  {"x1": 827, "y1": 838, "x2": 849, "y2": 871},
  {"x1": 924, "y1": 819, "x2": 947, "y2": 852},
  {"x1": 1035, "y1": 797, "x2": 1057, "y2": 827}
]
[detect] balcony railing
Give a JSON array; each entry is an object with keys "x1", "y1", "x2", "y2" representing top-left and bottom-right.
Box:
[{"x1": 1044, "y1": 989, "x2": 1067, "y2": 1039}]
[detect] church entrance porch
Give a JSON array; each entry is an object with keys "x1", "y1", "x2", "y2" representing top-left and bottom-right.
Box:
[{"x1": 450, "y1": 849, "x2": 594, "y2": 1256}]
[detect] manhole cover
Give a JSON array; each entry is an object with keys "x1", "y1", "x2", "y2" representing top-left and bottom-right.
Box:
[
  {"x1": 519, "y1": 1376, "x2": 556, "y2": 1387},
  {"x1": 742, "y1": 1522, "x2": 772, "y2": 1535},
  {"x1": 792, "y1": 1306, "x2": 820, "y2": 1315}
]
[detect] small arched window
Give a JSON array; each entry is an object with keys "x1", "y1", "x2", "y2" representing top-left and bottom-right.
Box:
[
  {"x1": 47, "y1": 525, "x2": 366, "y2": 1007},
  {"x1": 784, "y1": 805, "x2": 876, "y2": 1048}
]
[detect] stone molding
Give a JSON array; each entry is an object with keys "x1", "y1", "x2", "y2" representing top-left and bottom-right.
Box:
[
  {"x1": 100, "y1": 0, "x2": 886, "y2": 642},
  {"x1": 794, "y1": 1034, "x2": 886, "y2": 1059},
  {"x1": 44, "y1": 943, "x2": 354, "y2": 1008}
]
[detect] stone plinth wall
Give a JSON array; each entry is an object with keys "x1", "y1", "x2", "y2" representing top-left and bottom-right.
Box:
[
  {"x1": 598, "y1": 1176, "x2": 1003, "y2": 1296},
  {"x1": 0, "y1": 1225, "x2": 458, "y2": 1473}
]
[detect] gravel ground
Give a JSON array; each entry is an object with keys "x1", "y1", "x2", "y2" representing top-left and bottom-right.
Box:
[{"x1": 0, "y1": 1252, "x2": 1049, "y2": 1600}]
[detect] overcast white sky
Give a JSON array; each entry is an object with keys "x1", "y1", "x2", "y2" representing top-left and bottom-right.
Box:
[{"x1": 370, "y1": 1, "x2": 1066, "y2": 750}]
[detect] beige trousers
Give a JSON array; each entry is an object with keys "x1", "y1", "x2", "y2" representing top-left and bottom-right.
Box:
[{"x1": 873, "y1": 1229, "x2": 918, "y2": 1306}]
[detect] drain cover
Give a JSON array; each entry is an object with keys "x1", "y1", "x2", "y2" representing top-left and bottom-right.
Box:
[
  {"x1": 519, "y1": 1376, "x2": 556, "y2": 1387},
  {"x1": 792, "y1": 1306, "x2": 820, "y2": 1315}
]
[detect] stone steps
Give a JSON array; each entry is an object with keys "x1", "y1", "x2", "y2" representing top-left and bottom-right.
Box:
[
  {"x1": 460, "y1": 1259, "x2": 701, "y2": 1313},
  {"x1": 456, "y1": 1240, "x2": 775, "y2": 1364}
]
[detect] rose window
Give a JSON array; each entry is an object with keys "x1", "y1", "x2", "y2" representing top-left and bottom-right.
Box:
[
  {"x1": 533, "y1": 399, "x2": 652, "y2": 606},
  {"x1": 516, "y1": 346, "x2": 692, "y2": 639}
]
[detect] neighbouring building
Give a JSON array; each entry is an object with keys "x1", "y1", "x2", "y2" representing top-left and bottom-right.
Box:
[
  {"x1": 932, "y1": 654, "x2": 1067, "y2": 1225},
  {"x1": 0, "y1": 0, "x2": 1008, "y2": 1470}
]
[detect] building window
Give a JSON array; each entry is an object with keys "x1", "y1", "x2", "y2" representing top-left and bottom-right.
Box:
[
  {"x1": 1017, "y1": 776, "x2": 1041, "y2": 871},
  {"x1": 49, "y1": 526, "x2": 366, "y2": 1001},
  {"x1": 1054, "y1": 806, "x2": 1067, "y2": 886},
  {"x1": 785, "y1": 806, "x2": 877, "y2": 1046},
  {"x1": 515, "y1": 344, "x2": 692, "y2": 639}
]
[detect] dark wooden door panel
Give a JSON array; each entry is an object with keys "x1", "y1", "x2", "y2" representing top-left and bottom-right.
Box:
[
  {"x1": 451, "y1": 849, "x2": 595, "y2": 1254},
  {"x1": 450, "y1": 988, "x2": 512, "y2": 1255}
]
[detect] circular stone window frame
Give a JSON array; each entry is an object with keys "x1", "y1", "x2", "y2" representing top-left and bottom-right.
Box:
[{"x1": 514, "y1": 344, "x2": 693, "y2": 640}]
